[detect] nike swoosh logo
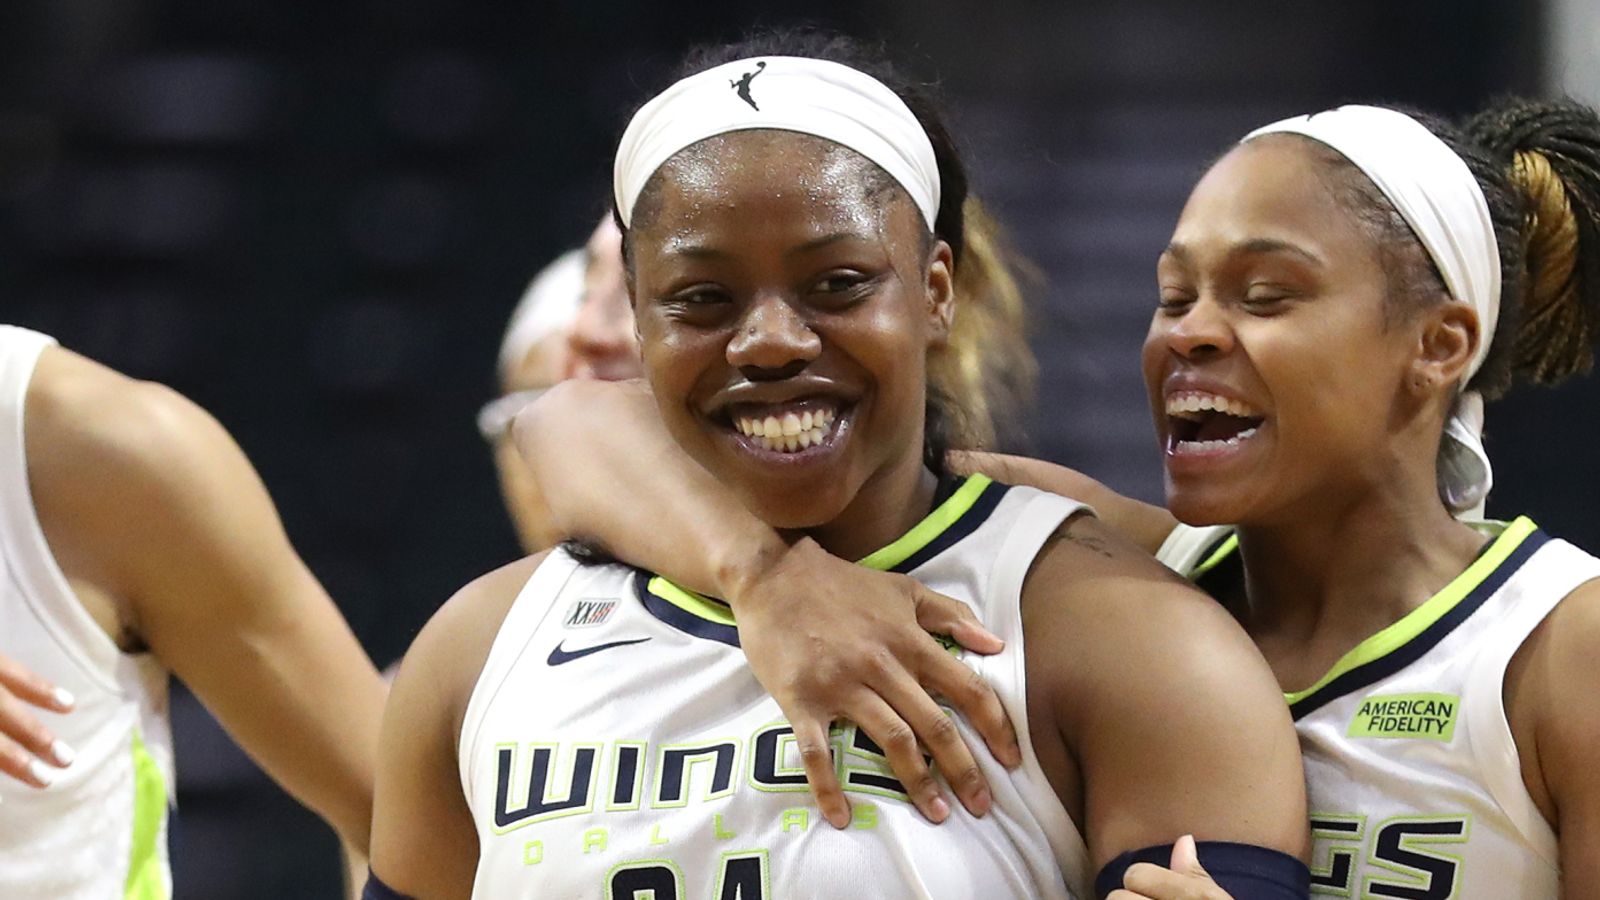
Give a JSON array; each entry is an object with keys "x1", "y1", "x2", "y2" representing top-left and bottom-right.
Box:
[{"x1": 547, "y1": 637, "x2": 652, "y2": 666}]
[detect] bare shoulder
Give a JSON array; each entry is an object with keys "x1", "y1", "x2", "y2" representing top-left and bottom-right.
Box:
[
  {"x1": 27, "y1": 345, "x2": 236, "y2": 499},
  {"x1": 1022, "y1": 511, "x2": 1273, "y2": 725},
  {"x1": 399, "y1": 553, "x2": 552, "y2": 743},
  {"x1": 1512, "y1": 575, "x2": 1600, "y2": 787},
  {"x1": 950, "y1": 451, "x2": 1177, "y2": 554}
]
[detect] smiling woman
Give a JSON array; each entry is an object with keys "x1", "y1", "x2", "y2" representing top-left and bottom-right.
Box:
[{"x1": 363, "y1": 30, "x2": 1309, "y2": 900}]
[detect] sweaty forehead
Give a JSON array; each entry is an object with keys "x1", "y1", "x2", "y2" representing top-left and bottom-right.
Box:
[
  {"x1": 631, "y1": 130, "x2": 906, "y2": 238},
  {"x1": 1175, "y1": 137, "x2": 1363, "y2": 247}
]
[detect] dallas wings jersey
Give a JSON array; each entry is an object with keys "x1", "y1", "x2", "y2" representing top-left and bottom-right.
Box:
[
  {"x1": 1158, "y1": 519, "x2": 1598, "y2": 898},
  {"x1": 0, "y1": 326, "x2": 176, "y2": 899},
  {"x1": 459, "y1": 476, "x2": 1093, "y2": 899}
]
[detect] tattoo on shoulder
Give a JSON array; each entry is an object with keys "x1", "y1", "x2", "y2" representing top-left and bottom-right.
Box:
[{"x1": 1045, "y1": 525, "x2": 1115, "y2": 559}]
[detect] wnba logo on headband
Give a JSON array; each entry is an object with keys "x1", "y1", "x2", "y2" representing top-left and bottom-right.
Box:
[
  {"x1": 731, "y1": 61, "x2": 766, "y2": 110},
  {"x1": 613, "y1": 56, "x2": 942, "y2": 230}
]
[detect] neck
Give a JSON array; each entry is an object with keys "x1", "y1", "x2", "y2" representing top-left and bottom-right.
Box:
[
  {"x1": 785, "y1": 451, "x2": 941, "y2": 563},
  {"x1": 1235, "y1": 460, "x2": 1485, "y2": 646}
]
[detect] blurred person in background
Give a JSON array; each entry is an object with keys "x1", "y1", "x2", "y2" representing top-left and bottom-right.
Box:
[
  {"x1": 565, "y1": 217, "x2": 643, "y2": 383},
  {"x1": 480, "y1": 247, "x2": 587, "y2": 551},
  {"x1": 0, "y1": 326, "x2": 386, "y2": 898}
]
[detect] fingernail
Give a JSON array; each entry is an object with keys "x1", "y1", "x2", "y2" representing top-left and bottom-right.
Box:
[
  {"x1": 830, "y1": 809, "x2": 851, "y2": 829},
  {"x1": 27, "y1": 757, "x2": 56, "y2": 787},
  {"x1": 51, "y1": 687, "x2": 75, "y2": 710},
  {"x1": 50, "y1": 739, "x2": 75, "y2": 767},
  {"x1": 972, "y1": 787, "x2": 993, "y2": 815},
  {"x1": 929, "y1": 795, "x2": 951, "y2": 822}
]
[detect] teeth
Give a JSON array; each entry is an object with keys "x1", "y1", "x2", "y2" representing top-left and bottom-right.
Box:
[
  {"x1": 732, "y1": 404, "x2": 840, "y2": 453},
  {"x1": 1174, "y1": 426, "x2": 1260, "y2": 453},
  {"x1": 1165, "y1": 392, "x2": 1260, "y2": 419}
]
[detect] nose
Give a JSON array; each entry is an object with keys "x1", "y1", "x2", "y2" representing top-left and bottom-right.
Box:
[
  {"x1": 1160, "y1": 295, "x2": 1234, "y2": 361},
  {"x1": 726, "y1": 294, "x2": 821, "y2": 378},
  {"x1": 567, "y1": 284, "x2": 639, "y2": 379}
]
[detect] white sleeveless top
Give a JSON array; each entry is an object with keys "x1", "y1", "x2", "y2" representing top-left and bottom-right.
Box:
[
  {"x1": 0, "y1": 326, "x2": 176, "y2": 899},
  {"x1": 460, "y1": 476, "x2": 1093, "y2": 899},
  {"x1": 1159, "y1": 519, "x2": 1596, "y2": 898}
]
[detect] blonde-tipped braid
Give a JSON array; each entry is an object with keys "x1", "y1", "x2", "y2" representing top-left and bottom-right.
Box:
[
  {"x1": 1509, "y1": 149, "x2": 1590, "y2": 382},
  {"x1": 928, "y1": 196, "x2": 1038, "y2": 448}
]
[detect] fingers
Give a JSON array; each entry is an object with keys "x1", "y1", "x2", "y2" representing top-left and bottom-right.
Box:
[
  {"x1": 0, "y1": 732, "x2": 60, "y2": 789},
  {"x1": 0, "y1": 690, "x2": 74, "y2": 771},
  {"x1": 874, "y1": 670, "x2": 993, "y2": 818},
  {"x1": 1170, "y1": 834, "x2": 1205, "y2": 874},
  {"x1": 911, "y1": 588, "x2": 1003, "y2": 655},
  {"x1": 848, "y1": 691, "x2": 951, "y2": 824},
  {"x1": 918, "y1": 641, "x2": 1021, "y2": 769},
  {"x1": 790, "y1": 716, "x2": 851, "y2": 830},
  {"x1": 0, "y1": 656, "x2": 74, "y2": 713},
  {"x1": 1122, "y1": 853, "x2": 1231, "y2": 900}
]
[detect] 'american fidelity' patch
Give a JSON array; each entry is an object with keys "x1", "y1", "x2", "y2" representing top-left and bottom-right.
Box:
[
  {"x1": 1347, "y1": 692, "x2": 1459, "y2": 741},
  {"x1": 563, "y1": 598, "x2": 617, "y2": 629}
]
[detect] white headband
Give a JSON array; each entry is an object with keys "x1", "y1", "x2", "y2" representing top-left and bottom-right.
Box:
[
  {"x1": 1245, "y1": 105, "x2": 1501, "y2": 515},
  {"x1": 497, "y1": 247, "x2": 585, "y2": 381},
  {"x1": 613, "y1": 56, "x2": 941, "y2": 230}
]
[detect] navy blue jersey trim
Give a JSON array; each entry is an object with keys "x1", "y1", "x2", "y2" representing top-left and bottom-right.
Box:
[
  {"x1": 1095, "y1": 841, "x2": 1309, "y2": 899},
  {"x1": 634, "y1": 571, "x2": 742, "y2": 648},
  {"x1": 1288, "y1": 528, "x2": 1550, "y2": 721},
  {"x1": 888, "y1": 479, "x2": 1010, "y2": 575},
  {"x1": 362, "y1": 871, "x2": 417, "y2": 900}
]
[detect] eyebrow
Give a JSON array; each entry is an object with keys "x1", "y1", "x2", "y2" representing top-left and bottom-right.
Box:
[
  {"x1": 1162, "y1": 238, "x2": 1324, "y2": 267},
  {"x1": 659, "y1": 232, "x2": 867, "y2": 260}
]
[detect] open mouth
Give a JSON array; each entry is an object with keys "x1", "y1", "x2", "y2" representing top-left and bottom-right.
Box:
[
  {"x1": 727, "y1": 399, "x2": 845, "y2": 455},
  {"x1": 1165, "y1": 391, "x2": 1265, "y2": 454}
]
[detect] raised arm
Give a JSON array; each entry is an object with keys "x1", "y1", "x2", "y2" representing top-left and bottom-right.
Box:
[
  {"x1": 1023, "y1": 514, "x2": 1309, "y2": 896},
  {"x1": 513, "y1": 378, "x2": 1019, "y2": 826},
  {"x1": 27, "y1": 347, "x2": 387, "y2": 850}
]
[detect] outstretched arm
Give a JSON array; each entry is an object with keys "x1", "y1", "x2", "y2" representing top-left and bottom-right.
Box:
[
  {"x1": 514, "y1": 378, "x2": 1020, "y2": 826},
  {"x1": 28, "y1": 347, "x2": 387, "y2": 851}
]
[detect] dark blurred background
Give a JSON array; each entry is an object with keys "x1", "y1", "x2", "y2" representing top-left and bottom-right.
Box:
[{"x1": 1, "y1": 0, "x2": 1595, "y2": 896}]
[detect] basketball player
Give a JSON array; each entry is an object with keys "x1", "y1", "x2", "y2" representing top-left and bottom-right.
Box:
[
  {"x1": 0, "y1": 328, "x2": 387, "y2": 897},
  {"x1": 515, "y1": 98, "x2": 1600, "y2": 897},
  {"x1": 365, "y1": 37, "x2": 1310, "y2": 900}
]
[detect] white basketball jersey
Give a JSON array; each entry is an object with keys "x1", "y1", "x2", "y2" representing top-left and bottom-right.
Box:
[
  {"x1": 460, "y1": 476, "x2": 1093, "y2": 900},
  {"x1": 1159, "y1": 519, "x2": 1596, "y2": 898},
  {"x1": 0, "y1": 326, "x2": 176, "y2": 899}
]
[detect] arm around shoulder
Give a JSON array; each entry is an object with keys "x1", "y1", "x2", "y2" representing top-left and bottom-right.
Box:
[{"x1": 950, "y1": 451, "x2": 1177, "y2": 556}]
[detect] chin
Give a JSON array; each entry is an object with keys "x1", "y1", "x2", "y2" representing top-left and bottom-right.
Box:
[
  {"x1": 737, "y1": 480, "x2": 850, "y2": 531},
  {"x1": 1164, "y1": 480, "x2": 1245, "y2": 528}
]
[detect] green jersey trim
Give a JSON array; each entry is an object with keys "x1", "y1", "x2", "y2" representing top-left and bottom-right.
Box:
[
  {"x1": 124, "y1": 729, "x2": 169, "y2": 900},
  {"x1": 1282, "y1": 516, "x2": 1538, "y2": 709},
  {"x1": 641, "y1": 474, "x2": 1003, "y2": 641}
]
